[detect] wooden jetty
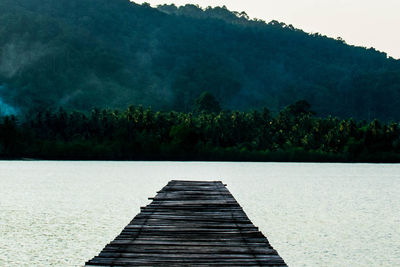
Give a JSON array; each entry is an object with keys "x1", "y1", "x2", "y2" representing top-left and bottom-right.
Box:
[{"x1": 86, "y1": 180, "x2": 286, "y2": 266}]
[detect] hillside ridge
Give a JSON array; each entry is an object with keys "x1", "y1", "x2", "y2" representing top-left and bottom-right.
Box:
[{"x1": 0, "y1": 0, "x2": 399, "y2": 120}]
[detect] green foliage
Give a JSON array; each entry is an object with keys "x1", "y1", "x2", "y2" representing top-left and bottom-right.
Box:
[
  {"x1": 0, "y1": 0, "x2": 399, "y2": 120},
  {"x1": 193, "y1": 92, "x2": 221, "y2": 114},
  {"x1": 0, "y1": 115, "x2": 20, "y2": 156},
  {"x1": 169, "y1": 123, "x2": 198, "y2": 152},
  {"x1": 1, "y1": 102, "x2": 400, "y2": 162}
]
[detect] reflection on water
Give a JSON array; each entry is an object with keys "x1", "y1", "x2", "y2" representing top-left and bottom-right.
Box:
[{"x1": 0, "y1": 161, "x2": 399, "y2": 266}]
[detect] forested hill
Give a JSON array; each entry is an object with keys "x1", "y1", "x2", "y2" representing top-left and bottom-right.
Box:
[{"x1": 1, "y1": 0, "x2": 400, "y2": 120}]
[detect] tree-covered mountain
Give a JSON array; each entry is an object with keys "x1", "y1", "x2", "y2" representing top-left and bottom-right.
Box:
[{"x1": 0, "y1": 0, "x2": 399, "y2": 120}]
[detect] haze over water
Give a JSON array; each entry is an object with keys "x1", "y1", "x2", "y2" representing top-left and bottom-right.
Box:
[{"x1": 0, "y1": 161, "x2": 399, "y2": 266}]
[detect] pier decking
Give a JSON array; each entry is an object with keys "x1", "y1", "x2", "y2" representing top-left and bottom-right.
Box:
[{"x1": 86, "y1": 180, "x2": 286, "y2": 266}]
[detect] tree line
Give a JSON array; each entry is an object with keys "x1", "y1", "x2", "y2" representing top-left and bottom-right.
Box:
[{"x1": 1, "y1": 98, "x2": 400, "y2": 162}]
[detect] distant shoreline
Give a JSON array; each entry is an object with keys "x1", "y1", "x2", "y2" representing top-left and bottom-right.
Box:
[
  {"x1": 2, "y1": 102, "x2": 400, "y2": 164},
  {"x1": 2, "y1": 152, "x2": 400, "y2": 163}
]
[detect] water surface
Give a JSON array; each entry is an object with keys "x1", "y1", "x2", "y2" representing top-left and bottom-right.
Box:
[{"x1": 0, "y1": 161, "x2": 399, "y2": 266}]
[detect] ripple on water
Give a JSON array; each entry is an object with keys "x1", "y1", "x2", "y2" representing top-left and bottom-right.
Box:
[{"x1": 0, "y1": 161, "x2": 399, "y2": 266}]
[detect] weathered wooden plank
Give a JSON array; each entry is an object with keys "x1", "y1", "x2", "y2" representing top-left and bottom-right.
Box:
[
  {"x1": 102, "y1": 245, "x2": 277, "y2": 254},
  {"x1": 87, "y1": 257, "x2": 284, "y2": 264},
  {"x1": 112, "y1": 240, "x2": 269, "y2": 246},
  {"x1": 127, "y1": 221, "x2": 255, "y2": 227},
  {"x1": 85, "y1": 180, "x2": 286, "y2": 266},
  {"x1": 97, "y1": 252, "x2": 283, "y2": 259},
  {"x1": 130, "y1": 216, "x2": 252, "y2": 223}
]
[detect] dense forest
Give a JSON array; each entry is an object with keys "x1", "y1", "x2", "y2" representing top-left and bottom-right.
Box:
[
  {"x1": 1, "y1": 96, "x2": 400, "y2": 162},
  {"x1": 0, "y1": 0, "x2": 400, "y2": 120}
]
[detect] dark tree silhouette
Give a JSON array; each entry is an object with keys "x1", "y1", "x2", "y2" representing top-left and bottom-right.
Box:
[
  {"x1": 193, "y1": 92, "x2": 221, "y2": 114},
  {"x1": 1, "y1": 101, "x2": 400, "y2": 162}
]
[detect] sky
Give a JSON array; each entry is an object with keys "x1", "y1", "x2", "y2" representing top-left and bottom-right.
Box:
[{"x1": 134, "y1": 0, "x2": 400, "y2": 59}]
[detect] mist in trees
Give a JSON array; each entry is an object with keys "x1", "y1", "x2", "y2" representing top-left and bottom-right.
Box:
[{"x1": 0, "y1": 0, "x2": 399, "y2": 120}]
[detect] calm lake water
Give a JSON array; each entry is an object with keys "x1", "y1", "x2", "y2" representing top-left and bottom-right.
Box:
[{"x1": 0, "y1": 161, "x2": 399, "y2": 266}]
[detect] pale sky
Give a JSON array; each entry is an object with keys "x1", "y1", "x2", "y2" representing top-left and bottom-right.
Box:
[{"x1": 134, "y1": 0, "x2": 400, "y2": 59}]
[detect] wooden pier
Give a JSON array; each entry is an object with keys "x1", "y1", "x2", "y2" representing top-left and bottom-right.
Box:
[{"x1": 86, "y1": 180, "x2": 286, "y2": 266}]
